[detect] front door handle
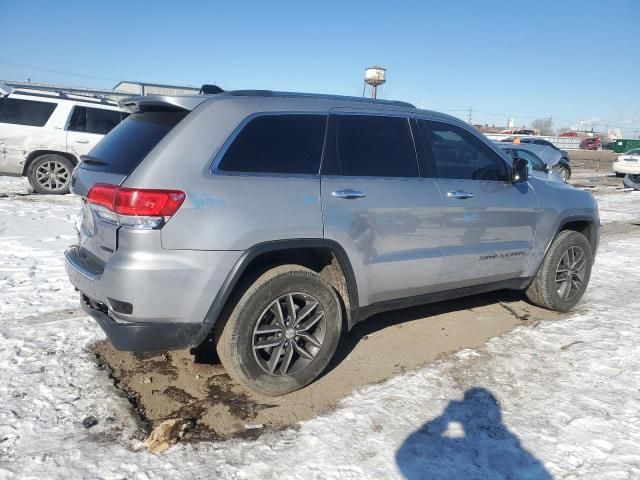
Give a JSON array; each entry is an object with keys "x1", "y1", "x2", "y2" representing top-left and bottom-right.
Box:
[
  {"x1": 73, "y1": 139, "x2": 90, "y2": 144},
  {"x1": 447, "y1": 190, "x2": 474, "y2": 199},
  {"x1": 331, "y1": 189, "x2": 367, "y2": 199}
]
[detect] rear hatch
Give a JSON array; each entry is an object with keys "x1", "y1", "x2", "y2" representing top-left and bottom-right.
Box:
[{"x1": 72, "y1": 106, "x2": 191, "y2": 269}]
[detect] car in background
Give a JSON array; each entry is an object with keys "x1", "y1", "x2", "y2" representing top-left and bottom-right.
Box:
[
  {"x1": 496, "y1": 142, "x2": 569, "y2": 182},
  {"x1": 612, "y1": 148, "x2": 640, "y2": 177},
  {"x1": 0, "y1": 84, "x2": 127, "y2": 194},
  {"x1": 580, "y1": 137, "x2": 601, "y2": 150},
  {"x1": 501, "y1": 136, "x2": 571, "y2": 169},
  {"x1": 513, "y1": 129, "x2": 535, "y2": 135}
]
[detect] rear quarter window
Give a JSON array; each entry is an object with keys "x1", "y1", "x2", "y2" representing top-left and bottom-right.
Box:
[
  {"x1": 218, "y1": 114, "x2": 327, "y2": 175},
  {"x1": 81, "y1": 110, "x2": 187, "y2": 175},
  {"x1": 69, "y1": 106, "x2": 127, "y2": 135},
  {"x1": 0, "y1": 97, "x2": 57, "y2": 127}
]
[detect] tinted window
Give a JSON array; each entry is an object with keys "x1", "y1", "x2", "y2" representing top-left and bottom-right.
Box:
[
  {"x1": 0, "y1": 97, "x2": 56, "y2": 127},
  {"x1": 69, "y1": 106, "x2": 126, "y2": 135},
  {"x1": 420, "y1": 120, "x2": 509, "y2": 181},
  {"x1": 334, "y1": 115, "x2": 417, "y2": 177},
  {"x1": 81, "y1": 110, "x2": 187, "y2": 175},
  {"x1": 218, "y1": 115, "x2": 326, "y2": 174}
]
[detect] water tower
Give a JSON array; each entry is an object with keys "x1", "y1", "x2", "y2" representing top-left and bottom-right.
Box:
[{"x1": 364, "y1": 66, "x2": 386, "y2": 99}]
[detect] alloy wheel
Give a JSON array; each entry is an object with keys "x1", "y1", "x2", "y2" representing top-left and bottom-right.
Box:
[
  {"x1": 252, "y1": 292, "x2": 326, "y2": 376},
  {"x1": 555, "y1": 246, "x2": 587, "y2": 301},
  {"x1": 35, "y1": 160, "x2": 70, "y2": 192}
]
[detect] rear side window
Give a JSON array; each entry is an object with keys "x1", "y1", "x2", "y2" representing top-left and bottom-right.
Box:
[
  {"x1": 0, "y1": 97, "x2": 56, "y2": 127},
  {"x1": 420, "y1": 120, "x2": 509, "y2": 181},
  {"x1": 332, "y1": 115, "x2": 417, "y2": 177},
  {"x1": 81, "y1": 110, "x2": 187, "y2": 175},
  {"x1": 69, "y1": 106, "x2": 127, "y2": 135},
  {"x1": 218, "y1": 114, "x2": 327, "y2": 174}
]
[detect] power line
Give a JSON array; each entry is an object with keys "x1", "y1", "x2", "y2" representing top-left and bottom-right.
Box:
[{"x1": 0, "y1": 59, "x2": 120, "y2": 83}]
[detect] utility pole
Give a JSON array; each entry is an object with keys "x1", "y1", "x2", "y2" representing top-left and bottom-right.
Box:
[{"x1": 468, "y1": 106, "x2": 473, "y2": 124}]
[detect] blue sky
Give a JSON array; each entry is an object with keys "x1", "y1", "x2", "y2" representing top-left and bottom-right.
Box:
[{"x1": 1, "y1": 0, "x2": 638, "y2": 135}]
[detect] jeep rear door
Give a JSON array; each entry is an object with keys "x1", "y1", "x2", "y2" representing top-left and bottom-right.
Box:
[
  {"x1": 416, "y1": 119, "x2": 538, "y2": 288},
  {"x1": 321, "y1": 113, "x2": 444, "y2": 307}
]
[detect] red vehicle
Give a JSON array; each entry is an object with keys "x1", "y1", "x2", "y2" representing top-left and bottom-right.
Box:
[{"x1": 580, "y1": 137, "x2": 602, "y2": 150}]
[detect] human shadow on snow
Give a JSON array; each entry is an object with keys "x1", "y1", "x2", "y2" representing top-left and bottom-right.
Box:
[{"x1": 396, "y1": 387, "x2": 552, "y2": 480}]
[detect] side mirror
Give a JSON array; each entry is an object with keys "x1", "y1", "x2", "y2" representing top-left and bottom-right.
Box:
[{"x1": 512, "y1": 158, "x2": 529, "y2": 183}]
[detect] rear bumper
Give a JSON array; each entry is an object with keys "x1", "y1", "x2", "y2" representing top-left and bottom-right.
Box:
[
  {"x1": 613, "y1": 161, "x2": 640, "y2": 175},
  {"x1": 80, "y1": 293, "x2": 209, "y2": 351},
  {"x1": 65, "y1": 243, "x2": 242, "y2": 351}
]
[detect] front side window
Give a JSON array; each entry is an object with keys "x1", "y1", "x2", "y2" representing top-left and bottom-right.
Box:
[
  {"x1": 515, "y1": 149, "x2": 546, "y2": 171},
  {"x1": 69, "y1": 106, "x2": 126, "y2": 135},
  {"x1": 0, "y1": 97, "x2": 56, "y2": 127},
  {"x1": 333, "y1": 115, "x2": 418, "y2": 177},
  {"x1": 420, "y1": 120, "x2": 509, "y2": 181},
  {"x1": 218, "y1": 114, "x2": 327, "y2": 174}
]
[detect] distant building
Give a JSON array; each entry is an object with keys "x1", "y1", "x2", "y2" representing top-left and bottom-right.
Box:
[
  {"x1": 1, "y1": 79, "x2": 200, "y2": 101},
  {"x1": 113, "y1": 81, "x2": 200, "y2": 96}
]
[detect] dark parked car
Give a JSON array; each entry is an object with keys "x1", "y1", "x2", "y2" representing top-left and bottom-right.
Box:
[{"x1": 501, "y1": 136, "x2": 571, "y2": 166}]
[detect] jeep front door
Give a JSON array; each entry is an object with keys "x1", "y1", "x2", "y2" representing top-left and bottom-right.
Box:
[{"x1": 417, "y1": 119, "x2": 538, "y2": 288}]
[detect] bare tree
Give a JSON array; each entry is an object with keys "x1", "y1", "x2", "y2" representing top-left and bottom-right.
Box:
[{"x1": 531, "y1": 118, "x2": 554, "y2": 136}]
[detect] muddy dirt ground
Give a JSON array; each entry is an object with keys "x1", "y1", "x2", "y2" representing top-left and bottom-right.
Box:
[{"x1": 92, "y1": 149, "x2": 630, "y2": 442}]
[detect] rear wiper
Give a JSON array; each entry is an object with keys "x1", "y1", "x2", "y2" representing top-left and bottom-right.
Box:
[{"x1": 80, "y1": 155, "x2": 109, "y2": 166}]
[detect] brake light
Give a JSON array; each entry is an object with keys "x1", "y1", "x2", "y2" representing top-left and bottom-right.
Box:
[
  {"x1": 86, "y1": 184, "x2": 118, "y2": 211},
  {"x1": 87, "y1": 184, "x2": 186, "y2": 227}
]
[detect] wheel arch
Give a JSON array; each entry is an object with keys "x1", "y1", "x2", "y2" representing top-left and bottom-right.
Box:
[
  {"x1": 538, "y1": 216, "x2": 599, "y2": 268},
  {"x1": 22, "y1": 150, "x2": 79, "y2": 176},
  {"x1": 203, "y1": 239, "x2": 359, "y2": 331}
]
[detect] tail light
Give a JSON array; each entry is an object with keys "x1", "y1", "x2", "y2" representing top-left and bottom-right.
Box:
[{"x1": 87, "y1": 184, "x2": 186, "y2": 229}]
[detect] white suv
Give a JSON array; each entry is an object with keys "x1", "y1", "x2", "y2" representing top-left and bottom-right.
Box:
[{"x1": 0, "y1": 84, "x2": 127, "y2": 194}]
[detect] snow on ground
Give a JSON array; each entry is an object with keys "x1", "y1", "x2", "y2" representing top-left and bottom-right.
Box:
[
  {"x1": 593, "y1": 186, "x2": 640, "y2": 224},
  {"x1": 1, "y1": 177, "x2": 640, "y2": 479}
]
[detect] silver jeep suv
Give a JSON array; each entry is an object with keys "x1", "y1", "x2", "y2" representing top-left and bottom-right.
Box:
[{"x1": 65, "y1": 90, "x2": 599, "y2": 395}]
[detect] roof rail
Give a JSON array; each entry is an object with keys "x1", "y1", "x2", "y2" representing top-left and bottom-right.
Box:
[
  {"x1": 219, "y1": 90, "x2": 415, "y2": 108},
  {"x1": 10, "y1": 85, "x2": 116, "y2": 105}
]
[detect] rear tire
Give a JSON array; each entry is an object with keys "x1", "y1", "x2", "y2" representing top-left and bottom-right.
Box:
[
  {"x1": 27, "y1": 154, "x2": 74, "y2": 195},
  {"x1": 215, "y1": 265, "x2": 342, "y2": 396},
  {"x1": 525, "y1": 230, "x2": 592, "y2": 312}
]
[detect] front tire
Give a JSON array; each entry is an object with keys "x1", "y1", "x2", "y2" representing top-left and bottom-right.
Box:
[
  {"x1": 215, "y1": 265, "x2": 343, "y2": 396},
  {"x1": 525, "y1": 230, "x2": 592, "y2": 312},
  {"x1": 555, "y1": 166, "x2": 570, "y2": 182},
  {"x1": 27, "y1": 154, "x2": 74, "y2": 194}
]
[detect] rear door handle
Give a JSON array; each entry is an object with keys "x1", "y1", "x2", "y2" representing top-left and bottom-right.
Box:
[
  {"x1": 446, "y1": 190, "x2": 474, "y2": 199},
  {"x1": 331, "y1": 189, "x2": 367, "y2": 199},
  {"x1": 73, "y1": 139, "x2": 90, "y2": 144}
]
